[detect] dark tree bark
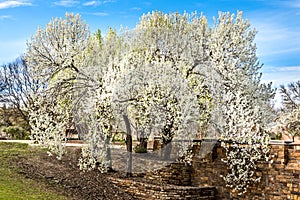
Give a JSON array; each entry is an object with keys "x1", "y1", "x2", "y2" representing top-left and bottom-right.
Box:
[
  {"x1": 139, "y1": 137, "x2": 148, "y2": 150},
  {"x1": 137, "y1": 130, "x2": 148, "y2": 153},
  {"x1": 161, "y1": 116, "x2": 175, "y2": 160}
]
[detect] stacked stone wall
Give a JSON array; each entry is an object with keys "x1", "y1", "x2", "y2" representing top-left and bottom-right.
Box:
[
  {"x1": 109, "y1": 177, "x2": 216, "y2": 200},
  {"x1": 145, "y1": 163, "x2": 193, "y2": 186},
  {"x1": 112, "y1": 141, "x2": 300, "y2": 199},
  {"x1": 192, "y1": 142, "x2": 300, "y2": 199}
]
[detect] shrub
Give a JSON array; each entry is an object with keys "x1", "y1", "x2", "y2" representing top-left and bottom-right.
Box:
[
  {"x1": 134, "y1": 144, "x2": 147, "y2": 153},
  {"x1": 112, "y1": 132, "x2": 126, "y2": 144},
  {"x1": 3, "y1": 126, "x2": 30, "y2": 140}
]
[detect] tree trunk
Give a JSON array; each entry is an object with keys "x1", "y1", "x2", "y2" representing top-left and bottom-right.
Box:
[
  {"x1": 138, "y1": 135, "x2": 148, "y2": 153},
  {"x1": 105, "y1": 136, "x2": 113, "y2": 172},
  {"x1": 140, "y1": 138, "x2": 147, "y2": 149},
  {"x1": 162, "y1": 141, "x2": 172, "y2": 160},
  {"x1": 123, "y1": 115, "x2": 132, "y2": 177}
]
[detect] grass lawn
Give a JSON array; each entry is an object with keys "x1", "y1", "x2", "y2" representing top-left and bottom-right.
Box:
[{"x1": 0, "y1": 142, "x2": 68, "y2": 200}]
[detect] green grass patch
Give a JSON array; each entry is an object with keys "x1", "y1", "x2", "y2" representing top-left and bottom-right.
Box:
[{"x1": 0, "y1": 142, "x2": 68, "y2": 200}]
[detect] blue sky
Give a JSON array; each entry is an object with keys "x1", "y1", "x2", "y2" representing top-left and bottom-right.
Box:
[{"x1": 0, "y1": 0, "x2": 299, "y2": 90}]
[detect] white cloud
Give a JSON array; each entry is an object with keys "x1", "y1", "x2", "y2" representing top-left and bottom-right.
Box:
[
  {"x1": 282, "y1": 0, "x2": 300, "y2": 8},
  {"x1": 261, "y1": 66, "x2": 300, "y2": 87},
  {"x1": 92, "y1": 12, "x2": 109, "y2": 16},
  {"x1": 0, "y1": 15, "x2": 12, "y2": 20},
  {"x1": 277, "y1": 66, "x2": 300, "y2": 72},
  {"x1": 54, "y1": 0, "x2": 79, "y2": 7},
  {"x1": 131, "y1": 7, "x2": 141, "y2": 11},
  {"x1": 83, "y1": 1, "x2": 102, "y2": 6},
  {"x1": 0, "y1": 0, "x2": 32, "y2": 9},
  {"x1": 82, "y1": 0, "x2": 115, "y2": 6},
  {"x1": 103, "y1": 0, "x2": 115, "y2": 4},
  {"x1": 253, "y1": 19, "x2": 300, "y2": 58}
]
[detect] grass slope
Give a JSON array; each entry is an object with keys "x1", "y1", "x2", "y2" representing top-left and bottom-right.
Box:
[{"x1": 0, "y1": 142, "x2": 68, "y2": 200}]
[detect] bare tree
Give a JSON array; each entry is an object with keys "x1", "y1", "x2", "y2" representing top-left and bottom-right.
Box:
[
  {"x1": 277, "y1": 81, "x2": 300, "y2": 141},
  {"x1": 0, "y1": 57, "x2": 41, "y2": 129},
  {"x1": 280, "y1": 81, "x2": 300, "y2": 110}
]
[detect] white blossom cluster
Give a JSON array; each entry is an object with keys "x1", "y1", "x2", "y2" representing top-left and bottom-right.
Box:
[
  {"x1": 73, "y1": 29, "x2": 123, "y2": 172},
  {"x1": 75, "y1": 12, "x2": 210, "y2": 169},
  {"x1": 74, "y1": 77, "x2": 115, "y2": 172},
  {"x1": 202, "y1": 12, "x2": 274, "y2": 195},
  {"x1": 28, "y1": 94, "x2": 69, "y2": 160},
  {"x1": 276, "y1": 106, "x2": 300, "y2": 139},
  {"x1": 219, "y1": 90, "x2": 271, "y2": 195},
  {"x1": 26, "y1": 13, "x2": 90, "y2": 83},
  {"x1": 110, "y1": 61, "x2": 201, "y2": 163},
  {"x1": 77, "y1": 107, "x2": 111, "y2": 173}
]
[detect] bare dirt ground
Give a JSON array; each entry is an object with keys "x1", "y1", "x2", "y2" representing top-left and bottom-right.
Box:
[
  {"x1": 7, "y1": 140, "x2": 179, "y2": 200},
  {"x1": 12, "y1": 146, "x2": 137, "y2": 200}
]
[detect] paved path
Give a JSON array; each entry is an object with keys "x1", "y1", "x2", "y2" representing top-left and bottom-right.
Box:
[
  {"x1": 0, "y1": 140, "x2": 34, "y2": 144},
  {"x1": 0, "y1": 139, "x2": 127, "y2": 148},
  {"x1": 0, "y1": 139, "x2": 87, "y2": 147}
]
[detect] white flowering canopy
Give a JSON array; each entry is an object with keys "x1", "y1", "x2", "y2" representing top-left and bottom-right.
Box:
[
  {"x1": 109, "y1": 59, "x2": 201, "y2": 157},
  {"x1": 201, "y1": 12, "x2": 274, "y2": 195},
  {"x1": 25, "y1": 11, "x2": 276, "y2": 194},
  {"x1": 25, "y1": 13, "x2": 90, "y2": 83}
]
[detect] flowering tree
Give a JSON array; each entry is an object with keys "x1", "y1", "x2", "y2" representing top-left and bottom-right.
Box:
[
  {"x1": 25, "y1": 12, "x2": 91, "y2": 159},
  {"x1": 127, "y1": 11, "x2": 212, "y2": 154},
  {"x1": 24, "y1": 11, "x2": 275, "y2": 194},
  {"x1": 76, "y1": 13, "x2": 209, "y2": 175},
  {"x1": 201, "y1": 12, "x2": 275, "y2": 195},
  {"x1": 76, "y1": 28, "x2": 126, "y2": 173},
  {"x1": 25, "y1": 13, "x2": 90, "y2": 83},
  {"x1": 276, "y1": 106, "x2": 300, "y2": 140},
  {"x1": 132, "y1": 14, "x2": 275, "y2": 194}
]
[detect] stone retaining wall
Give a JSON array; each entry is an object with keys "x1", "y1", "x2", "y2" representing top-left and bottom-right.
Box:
[
  {"x1": 109, "y1": 177, "x2": 216, "y2": 200},
  {"x1": 143, "y1": 141, "x2": 300, "y2": 199},
  {"x1": 192, "y1": 141, "x2": 300, "y2": 199},
  {"x1": 145, "y1": 163, "x2": 193, "y2": 186},
  {"x1": 111, "y1": 141, "x2": 300, "y2": 199}
]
